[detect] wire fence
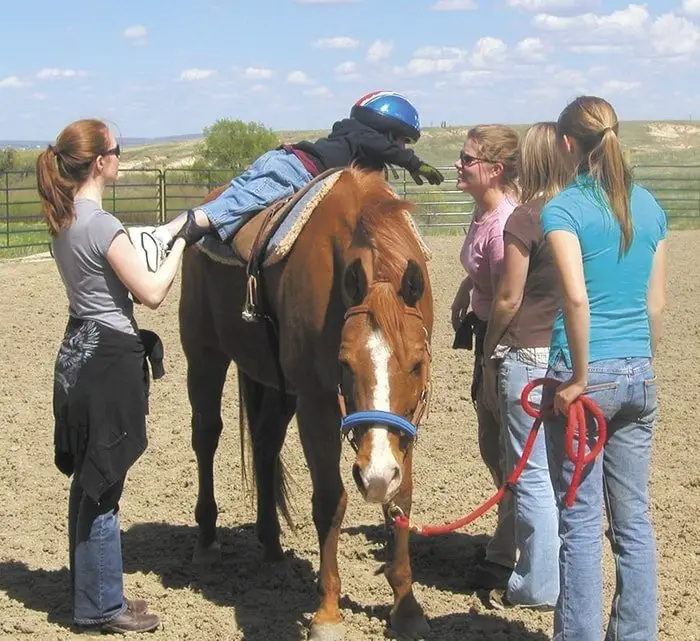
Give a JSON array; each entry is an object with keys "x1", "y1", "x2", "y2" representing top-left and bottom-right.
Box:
[{"x1": 2, "y1": 164, "x2": 699, "y2": 257}]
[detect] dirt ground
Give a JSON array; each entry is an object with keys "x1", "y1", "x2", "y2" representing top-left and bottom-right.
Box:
[{"x1": 1, "y1": 233, "x2": 698, "y2": 641}]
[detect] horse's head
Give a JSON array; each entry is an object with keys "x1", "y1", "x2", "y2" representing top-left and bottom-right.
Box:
[{"x1": 338, "y1": 255, "x2": 431, "y2": 505}]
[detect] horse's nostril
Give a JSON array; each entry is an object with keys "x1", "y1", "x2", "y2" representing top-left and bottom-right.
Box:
[{"x1": 392, "y1": 466, "x2": 401, "y2": 484}]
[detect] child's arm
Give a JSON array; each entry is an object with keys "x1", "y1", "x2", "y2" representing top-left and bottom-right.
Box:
[{"x1": 357, "y1": 130, "x2": 444, "y2": 185}]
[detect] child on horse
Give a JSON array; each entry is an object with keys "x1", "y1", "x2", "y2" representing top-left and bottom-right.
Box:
[{"x1": 128, "y1": 91, "x2": 444, "y2": 270}]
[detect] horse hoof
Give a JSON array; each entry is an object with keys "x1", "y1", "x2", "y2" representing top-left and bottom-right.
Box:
[
  {"x1": 308, "y1": 623, "x2": 345, "y2": 641},
  {"x1": 389, "y1": 612, "x2": 430, "y2": 640},
  {"x1": 192, "y1": 541, "x2": 221, "y2": 565}
]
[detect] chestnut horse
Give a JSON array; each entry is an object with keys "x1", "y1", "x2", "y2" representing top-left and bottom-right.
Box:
[{"x1": 179, "y1": 168, "x2": 433, "y2": 640}]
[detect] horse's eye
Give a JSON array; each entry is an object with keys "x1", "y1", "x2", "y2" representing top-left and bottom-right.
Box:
[{"x1": 411, "y1": 360, "x2": 423, "y2": 377}]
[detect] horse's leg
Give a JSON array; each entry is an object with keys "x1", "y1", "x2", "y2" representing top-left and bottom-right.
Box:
[
  {"x1": 188, "y1": 346, "x2": 230, "y2": 564},
  {"x1": 239, "y1": 371, "x2": 296, "y2": 561},
  {"x1": 296, "y1": 394, "x2": 347, "y2": 641},
  {"x1": 383, "y1": 445, "x2": 429, "y2": 639}
]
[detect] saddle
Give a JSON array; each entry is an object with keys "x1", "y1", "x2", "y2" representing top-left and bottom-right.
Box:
[
  {"x1": 196, "y1": 167, "x2": 343, "y2": 322},
  {"x1": 231, "y1": 167, "x2": 341, "y2": 266}
]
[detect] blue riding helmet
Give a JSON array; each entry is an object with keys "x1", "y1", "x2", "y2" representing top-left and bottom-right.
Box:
[{"x1": 350, "y1": 91, "x2": 421, "y2": 143}]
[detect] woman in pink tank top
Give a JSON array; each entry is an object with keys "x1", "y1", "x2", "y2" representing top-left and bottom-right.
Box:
[{"x1": 450, "y1": 125, "x2": 520, "y2": 593}]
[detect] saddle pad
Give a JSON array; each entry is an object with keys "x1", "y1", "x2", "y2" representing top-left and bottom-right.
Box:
[
  {"x1": 197, "y1": 170, "x2": 343, "y2": 268},
  {"x1": 196, "y1": 170, "x2": 432, "y2": 266}
]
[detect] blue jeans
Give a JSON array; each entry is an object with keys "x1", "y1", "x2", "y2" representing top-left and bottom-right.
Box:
[
  {"x1": 498, "y1": 348, "x2": 559, "y2": 607},
  {"x1": 69, "y1": 476, "x2": 127, "y2": 625},
  {"x1": 199, "y1": 149, "x2": 313, "y2": 242},
  {"x1": 544, "y1": 357, "x2": 658, "y2": 641}
]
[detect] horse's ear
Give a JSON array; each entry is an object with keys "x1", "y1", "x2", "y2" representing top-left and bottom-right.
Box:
[
  {"x1": 343, "y1": 258, "x2": 368, "y2": 307},
  {"x1": 400, "y1": 260, "x2": 424, "y2": 307}
]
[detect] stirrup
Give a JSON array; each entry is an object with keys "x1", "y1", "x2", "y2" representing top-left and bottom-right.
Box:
[{"x1": 241, "y1": 274, "x2": 261, "y2": 323}]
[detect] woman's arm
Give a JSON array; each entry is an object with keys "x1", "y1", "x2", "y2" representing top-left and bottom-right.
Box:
[
  {"x1": 483, "y1": 235, "x2": 530, "y2": 358},
  {"x1": 647, "y1": 239, "x2": 667, "y2": 356},
  {"x1": 547, "y1": 229, "x2": 589, "y2": 413},
  {"x1": 107, "y1": 234, "x2": 187, "y2": 309}
]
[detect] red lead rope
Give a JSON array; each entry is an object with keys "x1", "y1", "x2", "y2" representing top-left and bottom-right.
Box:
[{"x1": 393, "y1": 377, "x2": 607, "y2": 536}]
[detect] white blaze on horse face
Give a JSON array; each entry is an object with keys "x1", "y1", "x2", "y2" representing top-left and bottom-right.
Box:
[{"x1": 361, "y1": 329, "x2": 402, "y2": 503}]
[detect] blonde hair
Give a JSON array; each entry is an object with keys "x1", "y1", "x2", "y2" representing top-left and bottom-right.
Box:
[
  {"x1": 557, "y1": 96, "x2": 633, "y2": 254},
  {"x1": 36, "y1": 119, "x2": 111, "y2": 236},
  {"x1": 519, "y1": 122, "x2": 571, "y2": 203},
  {"x1": 467, "y1": 124, "x2": 520, "y2": 198}
]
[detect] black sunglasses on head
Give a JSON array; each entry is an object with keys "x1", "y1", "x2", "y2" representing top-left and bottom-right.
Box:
[
  {"x1": 459, "y1": 149, "x2": 492, "y2": 166},
  {"x1": 103, "y1": 144, "x2": 121, "y2": 158}
]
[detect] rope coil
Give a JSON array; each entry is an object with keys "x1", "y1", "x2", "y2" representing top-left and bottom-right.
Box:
[{"x1": 393, "y1": 377, "x2": 607, "y2": 536}]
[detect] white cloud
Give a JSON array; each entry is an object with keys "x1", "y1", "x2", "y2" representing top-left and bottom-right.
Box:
[
  {"x1": 650, "y1": 12, "x2": 700, "y2": 57},
  {"x1": 683, "y1": 0, "x2": 700, "y2": 15},
  {"x1": 533, "y1": 4, "x2": 649, "y2": 40},
  {"x1": 32, "y1": 92, "x2": 47, "y2": 100},
  {"x1": 123, "y1": 25, "x2": 147, "y2": 40},
  {"x1": 506, "y1": 0, "x2": 598, "y2": 14},
  {"x1": 286, "y1": 70, "x2": 312, "y2": 84},
  {"x1": 179, "y1": 68, "x2": 216, "y2": 81},
  {"x1": 296, "y1": 0, "x2": 358, "y2": 3},
  {"x1": 569, "y1": 44, "x2": 626, "y2": 53},
  {"x1": 459, "y1": 69, "x2": 498, "y2": 85},
  {"x1": 471, "y1": 37, "x2": 507, "y2": 68},
  {"x1": 367, "y1": 39, "x2": 393, "y2": 62},
  {"x1": 600, "y1": 79, "x2": 641, "y2": 94},
  {"x1": 0, "y1": 76, "x2": 30, "y2": 88},
  {"x1": 431, "y1": 0, "x2": 477, "y2": 10},
  {"x1": 414, "y1": 45, "x2": 467, "y2": 59},
  {"x1": 335, "y1": 61, "x2": 357, "y2": 74},
  {"x1": 407, "y1": 58, "x2": 461, "y2": 75},
  {"x1": 243, "y1": 67, "x2": 274, "y2": 79},
  {"x1": 406, "y1": 46, "x2": 466, "y2": 75},
  {"x1": 36, "y1": 68, "x2": 87, "y2": 79},
  {"x1": 304, "y1": 86, "x2": 332, "y2": 97},
  {"x1": 334, "y1": 61, "x2": 361, "y2": 81},
  {"x1": 313, "y1": 36, "x2": 359, "y2": 48},
  {"x1": 516, "y1": 37, "x2": 546, "y2": 61}
]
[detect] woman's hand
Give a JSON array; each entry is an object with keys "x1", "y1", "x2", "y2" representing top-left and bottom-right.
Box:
[
  {"x1": 482, "y1": 359, "x2": 499, "y2": 415},
  {"x1": 553, "y1": 377, "x2": 587, "y2": 416},
  {"x1": 451, "y1": 278, "x2": 472, "y2": 331}
]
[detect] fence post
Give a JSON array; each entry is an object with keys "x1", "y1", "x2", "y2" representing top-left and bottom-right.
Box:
[
  {"x1": 4, "y1": 172, "x2": 9, "y2": 249},
  {"x1": 157, "y1": 169, "x2": 165, "y2": 224}
]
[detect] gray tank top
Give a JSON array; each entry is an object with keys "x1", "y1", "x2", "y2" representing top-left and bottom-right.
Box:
[{"x1": 52, "y1": 198, "x2": 136, "y2": 335}]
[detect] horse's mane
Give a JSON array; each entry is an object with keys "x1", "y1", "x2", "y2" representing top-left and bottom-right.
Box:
[
  {"x1": 346, "y1": 168, "x2": 427, "y2": 361},
  {"x1": 347, "y1": 168, "x2": 424, "y2": 287}
]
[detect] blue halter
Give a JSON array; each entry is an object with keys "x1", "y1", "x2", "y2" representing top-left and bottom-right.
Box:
[{"x1": 340, "y1": 410, "x2": 418, "y2": 440}]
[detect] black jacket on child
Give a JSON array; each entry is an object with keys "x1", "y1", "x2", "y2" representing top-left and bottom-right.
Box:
[{"x1": 292, "y1": 118, "x2": 424, "y2": 175}]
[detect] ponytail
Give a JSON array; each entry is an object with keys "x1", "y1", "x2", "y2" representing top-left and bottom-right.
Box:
[
  {"x1": 36, "y1": 147, "x2": 76, "y2": 236},
  {"x1": 587, "y1": 128, "x2": 633, "y2": 254},
  {"x1": 557, "y1": 96, "x2": 633, "y2": 255}
]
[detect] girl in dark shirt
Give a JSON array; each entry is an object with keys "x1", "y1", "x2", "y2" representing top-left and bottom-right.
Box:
[{"x1": 481, "y1": 122, "x2": 570, "y2": 609}]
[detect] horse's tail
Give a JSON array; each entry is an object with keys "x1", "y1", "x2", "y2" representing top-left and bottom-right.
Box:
[{"x1": 238, "y1": 369, "x2": 294, "y2": 531}]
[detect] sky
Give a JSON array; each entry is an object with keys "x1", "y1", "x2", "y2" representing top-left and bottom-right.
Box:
[{"x1": 1, "y1": 0, "x2": 699, "y2": 140}]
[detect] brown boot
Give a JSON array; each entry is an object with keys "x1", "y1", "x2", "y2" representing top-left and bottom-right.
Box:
[
  {"x1": 100, "y1": 609, "x2": 160, "y2": 634},
  {"x1": 124, "y1": 597, "x2": 148, "y2": 614}
]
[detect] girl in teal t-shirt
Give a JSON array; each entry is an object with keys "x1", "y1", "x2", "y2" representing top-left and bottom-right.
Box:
[{"x1": 542, "y1": 96, "x2": 667, "y2": 641}]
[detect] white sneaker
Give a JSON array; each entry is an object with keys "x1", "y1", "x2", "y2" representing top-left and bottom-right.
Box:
[{"x1": 127, "y1": 226, "x2": 169, "y2": 272}]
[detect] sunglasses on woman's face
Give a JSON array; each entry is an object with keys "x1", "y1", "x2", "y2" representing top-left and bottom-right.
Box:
[
  {"x1": 459, "y1": 150, "x2": 491, "y2": 166},
  {"x1": 103, "y1": 144, "x2": 121, "y2": 158}
]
